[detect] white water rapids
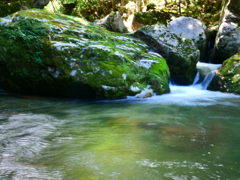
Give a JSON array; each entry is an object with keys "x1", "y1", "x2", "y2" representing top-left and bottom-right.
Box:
[
  {"x1": 126, "y1": 62, "x2": 238, "y2": 106},
  {"x1": 144, "y1": 85, "x2": 238, "y2": 106}
]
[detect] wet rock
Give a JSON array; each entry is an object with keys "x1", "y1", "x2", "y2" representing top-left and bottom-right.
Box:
[
  {"x1": 168, "y1": 16, "x2": 207, "y2": 62},
  {"x1": 133, "y1": 24, "x2": 199, "y2": 85},
  {"x1": 134, "y1": 88, "x2": 154, "y2": 98},
  {"x1": 0, "y1": 9, "x2": 170, "y2": 99},
  {"x1": 211, "y1": 0, "x2": 240, "y2": 64}
]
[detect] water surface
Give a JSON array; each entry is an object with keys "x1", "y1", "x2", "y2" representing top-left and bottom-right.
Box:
[{"x1": 0, "y1": 86, "x2": 239, "y2": 179}]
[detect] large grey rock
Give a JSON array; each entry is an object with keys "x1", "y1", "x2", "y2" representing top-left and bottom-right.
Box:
[
  {"x1": 0, "y1": 9, "x2": 170, "y2": 99},
  {"x1": 95, "y1": 11, "x2": 128, "y2": 33},
  {"x1": 211, "y1": 0, "x2": 240, "y2": 64},
  {"x1": 168, "y1": 16, "x2": 207, "y2": 62},
  {"x1": 133, "y1": 24, "x2": 200, "y2": 85}
]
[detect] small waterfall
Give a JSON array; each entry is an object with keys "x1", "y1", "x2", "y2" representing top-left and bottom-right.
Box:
[
  {"x1": 201, "y1": 71, "x2": 216, "y2": 90},
  {"x1": 127, "y1": 62, "x2": 223, "y2": 100},
  {"x1": 196, "y1": 62, "x2": 222, "y2": 76},
  {"x1": 192, "y1": 71, "x2": 200, "y2": 85},
  {"x1": 194, "y1": 62, "x2": 222, "y2": 90}
]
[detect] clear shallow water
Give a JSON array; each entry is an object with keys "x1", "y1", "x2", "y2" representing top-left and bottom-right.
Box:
[{"x1": 0, "y1": 86, "x2": 240, "y2": 180}]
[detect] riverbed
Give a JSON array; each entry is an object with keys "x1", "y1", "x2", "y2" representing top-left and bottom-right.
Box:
[{"x1": 0, "y1": 86, "x2": 239, "y2": 179}]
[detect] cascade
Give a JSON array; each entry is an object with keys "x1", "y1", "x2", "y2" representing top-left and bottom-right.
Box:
[
  {"x1": 201, "y1": 71, "x2": 216, "y2": 90},
  {"x1": 192, "y1": 71, "x2": 200, "y2": 85},
  {"x1": 193, "y1": 62, "x2": 222, "y2": 90},
  {"x1": 128, "y1": 62, "x2": 222, "y2": 100}
]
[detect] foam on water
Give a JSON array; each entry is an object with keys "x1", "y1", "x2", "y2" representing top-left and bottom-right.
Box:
[
  {"x1": 197, "y1": 62, "x2": 222, "y2": 72},
  {"x1": 125, "y1": 85, "x2": 239, "y2": 106}
]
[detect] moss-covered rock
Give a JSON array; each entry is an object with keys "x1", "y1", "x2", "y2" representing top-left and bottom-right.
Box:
[
  {"x1": 133, "y1": 24, "x2": 199, "y2": 85},
  {"x1": 208, "y1": 52, "x2": 240, "y2": 94},
  {"x1": 0, "y1": 9, "x2": 170, "y2": 99}
]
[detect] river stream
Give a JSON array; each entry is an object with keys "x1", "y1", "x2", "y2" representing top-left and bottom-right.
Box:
[{"x1": 0, "y1": 84, "x2": 240, "y2": 179}]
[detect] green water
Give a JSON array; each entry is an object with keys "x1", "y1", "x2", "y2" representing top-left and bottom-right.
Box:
[{"x1": 0, "y1": 88, "x2": 240, "y2": 180}]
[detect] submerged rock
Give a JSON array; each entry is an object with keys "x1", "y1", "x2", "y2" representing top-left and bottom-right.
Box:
[
  {"x1": 0, "y1": 9, "x2": 170, "y2": 99},
  {"x1": 160, "y1": 124, "x2": 226, "y2": 150},
  {"x1": 133, "y1": 24, "x2": 200, "y2": 85},
  {"x1": 168, "y1": 16, "x2": 207, "y2": 62},
  {"x1": 211, "y1": 0, "x2": 240, "y2": 64},
  {"x1": 134, "y1": 88, "x2": 154, "y2": 98},
  {"x1": 208, "y1": 52, "x2": 240, "y2": 94}
]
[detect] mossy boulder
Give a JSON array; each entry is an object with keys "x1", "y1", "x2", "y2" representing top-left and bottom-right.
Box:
[
  {"x1": 0, "y1": 9, "x2": 170, "y2": 99},
  {"x1": 133, "y1": 24, "x2": 200, "y2": 85},
  {"x1": 208, "y1": 52, "x2": 240, "y2": 94}
]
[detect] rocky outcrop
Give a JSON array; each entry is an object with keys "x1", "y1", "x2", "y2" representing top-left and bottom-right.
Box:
[
  {"x1": 95, "y1": 11, "x2": 128, "y2": 33},
  {"x1": 133, "y1": 24, "x2": 200, "y2": 85},
  {"x1": 0, "y1": 9, "x2": 170, "y2": 99},
  {"x1": 210, "y1": 0, "x2": 240, "y2": 64},
  {"x1": 168, "y1": 16, "x2": 207, "y2": 62},
  {"x1": 208, "y1": 52, "x2": 240, "y2": 94}
]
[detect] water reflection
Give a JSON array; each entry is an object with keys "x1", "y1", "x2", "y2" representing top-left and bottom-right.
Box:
[{"x1": 0, "y1": 92, "x2": 240, "y2": 179}]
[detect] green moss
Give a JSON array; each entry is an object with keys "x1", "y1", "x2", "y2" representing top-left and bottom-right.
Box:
[
  {"x1": 133, "y1": 25, "x2": 198, "y2": 85},
  {"x1": 138, "y1": 53, "x2": 170, "y2": 94},
  {"x1": 0, "y1": 9, "x2": 170, "y2": 99},
  {"x1": 209, "y1": 52, "x2": 240, "y2": 94}
]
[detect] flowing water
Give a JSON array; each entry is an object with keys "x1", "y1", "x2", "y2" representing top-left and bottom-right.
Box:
[
  {"x1": 0, "y1": 60, "x2": 240, "y2": 180},
  {"x1": 0, "y1": 85, "x2": 239, "y2": 180}
]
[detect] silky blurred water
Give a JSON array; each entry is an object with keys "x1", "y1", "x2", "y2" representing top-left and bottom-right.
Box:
[{"x1": 0, "y1": 87, "x2": 239, "y2": 180}]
